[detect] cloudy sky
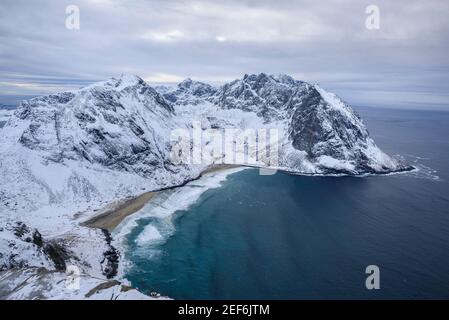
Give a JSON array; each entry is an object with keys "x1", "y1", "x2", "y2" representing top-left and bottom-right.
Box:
[{"x1": 1, "y1": 0, "x2": 448, "y2": 109}]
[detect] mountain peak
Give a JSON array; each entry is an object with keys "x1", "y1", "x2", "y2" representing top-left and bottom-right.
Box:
[
  {"x1": 178, "y1": 78, "x2": 213, "y2": 91},
  {"x1": 108, "y1": 73, "x2": 145, "y2": 90},
  {"x1": 241, "y1": 73, "x2": 298, "y2": 86},
  {"x1": 270, "y1": 73, "x2": 297, "y2": 85},
  {"x1": 242, "y1": 72, "x2": 269, "y2": 82},
  {"x1": 179, "y1": 77, "x2": 193, "y2": 87},
  {"x1": 78, "y1": 74, "x2": 146, "y2": 93},
  {"x1": 162, "y1": 78, "x2": 217, "y2": 104}
]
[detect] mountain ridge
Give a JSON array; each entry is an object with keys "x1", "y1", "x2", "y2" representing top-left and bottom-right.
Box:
[{"x1": 0, "y1": 72, "x2": 412, "y2": 299}]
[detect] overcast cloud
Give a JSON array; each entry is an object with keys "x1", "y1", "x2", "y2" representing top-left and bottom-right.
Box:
[{"x1": 0, "y1": 0, "x2": 448, "y2": 109}]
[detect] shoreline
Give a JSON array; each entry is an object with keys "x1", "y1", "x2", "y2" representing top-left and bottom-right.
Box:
[
  {"x1": 81, "y1": 163, "x2": 413, "y2": 232},
  {"x1": 81, "y1": 164, "x2": 241, "y2": 232},
  {"x1": 80, "y1": 191, "x2": 158, "y2": 232}
]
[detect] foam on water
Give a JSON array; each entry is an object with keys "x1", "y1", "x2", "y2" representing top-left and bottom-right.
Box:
[
  {"x1": 135, "y1": 225, "x2": 163, "y2": 245},
  {"x1": 398, "y1": 154, "x2": 441, "y2": 181},
  {"x1": 113, "y1": 167, "x2": 247, "y2": 252}
]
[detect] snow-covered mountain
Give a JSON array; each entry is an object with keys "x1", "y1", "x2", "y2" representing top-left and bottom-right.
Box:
[
  {"x1": 162, "y1": 78, "x2": 217, "y2": 106},
  {"x1": 0, "y1": 75, "x2": 204, "y2": 299},
  {"x1": 0, "y1": 108, "x2": 14, "y2": 128},
  {"x1": 0, "y1": 73, "x2": 411, "y2": 299},
  {"x1": 1, "y1": 75, "x2": 204, "y2": 214},
  {"x1": 164, "y1": 73, "x2": 410, "y2": 174}
]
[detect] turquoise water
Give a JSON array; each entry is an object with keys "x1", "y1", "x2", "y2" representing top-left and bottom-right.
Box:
[{"x1": 124, "y1": 107, "x2": 449, "y2": 299}]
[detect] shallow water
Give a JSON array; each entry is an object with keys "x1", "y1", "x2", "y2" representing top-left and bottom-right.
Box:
[{"x1": 124, "y1": 107, "x2": 449, "y2": 299}]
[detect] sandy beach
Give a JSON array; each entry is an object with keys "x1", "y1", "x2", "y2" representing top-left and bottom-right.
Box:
[
  {"x1": 82, "y1": 164, "x2": 241, "y2": 232},
  {"x1": 81, "y1": 191, "x2": 158, "y2": 231}
]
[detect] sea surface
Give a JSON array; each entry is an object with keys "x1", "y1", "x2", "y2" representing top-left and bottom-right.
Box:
[{"x1": 122, "y1": 107, "x2": 449, "y2": 299}]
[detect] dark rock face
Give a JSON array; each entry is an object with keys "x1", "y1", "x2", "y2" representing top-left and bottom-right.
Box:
[
  {"x1": 216, "y1": 73, "x2": 304, "y2": 119},
  {"x1": 288, "y1": 87, "x2": 363, "y2": 158},
  {"x1": 163, "y1": 78, "x2": 217, "y2": 105},
  {"x1": 42, "y1": 241, "x2": 69, "y2": 271},
  {"x1": 100, "y1": 229, "x2": 119, "y2": 279},
  {"x1": 178, "y1": 78, "x2": 217, "y2": 97},
  {"x1": 209, "y1": 73, "x2": 411, "y2": 174},
  {"x1": 32, "y1": 230, "x2": 43, "y2": 247},
  {"x1": 11, "y1": 75, "x2": 178, "y2": 179}
]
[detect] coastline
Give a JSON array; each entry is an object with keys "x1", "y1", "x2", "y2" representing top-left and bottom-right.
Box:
[
  {"x1": 81, "y1": 191, "x2": 158, "y2": 232},
  {"x1": 75, "y1": 162, "x2": 418, "y2": 298},
  {"x1": 81, "y1": 163, "x2": 414, "y2": 233},
  {"x1": 82, "y1": 164, "x2": 241, "y2": 232}
]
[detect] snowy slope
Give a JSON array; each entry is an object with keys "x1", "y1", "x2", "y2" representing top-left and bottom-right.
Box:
[
  {"x1": 0, "y1": 75, "x2": 205, "y2": 222},
  {"x1": 0, "y1": 267, "x2": 167, "y2": 300},
  {"x1": 0, "y1": 73, "x2": 412, "y2": 299},
  {"x1": 0, "y1": 75, "x2": 206, "y2": 299},
  {"x1": 0, "y1": 109, "x2": 13, "y2": 128}
]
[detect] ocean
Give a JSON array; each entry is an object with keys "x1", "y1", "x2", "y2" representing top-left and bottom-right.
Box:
[{"x1": 121, "y1": 106, "x2": 449, "y2": 299}]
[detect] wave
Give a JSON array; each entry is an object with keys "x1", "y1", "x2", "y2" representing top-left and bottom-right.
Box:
[
  {"x1": 407, "y1": 163, "x2": 441, "y2": 181},
  {"x1": 113, "y1": 167, "x2": 247, "y2": 250},
  {"x1": 135, "y1": 225, "x2": 163, "y2": 245},
  {"x1": 396, "y1": 154, "x2": 441, "y2": 181}
]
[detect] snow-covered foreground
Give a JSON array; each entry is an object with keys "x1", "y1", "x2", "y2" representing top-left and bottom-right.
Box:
[
  {"x1": 0, "y1": 73, "x2": 412, "y2": 299},
  {"x1": 0, "y1": 267, "x2": 163, "y2": 300}
]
